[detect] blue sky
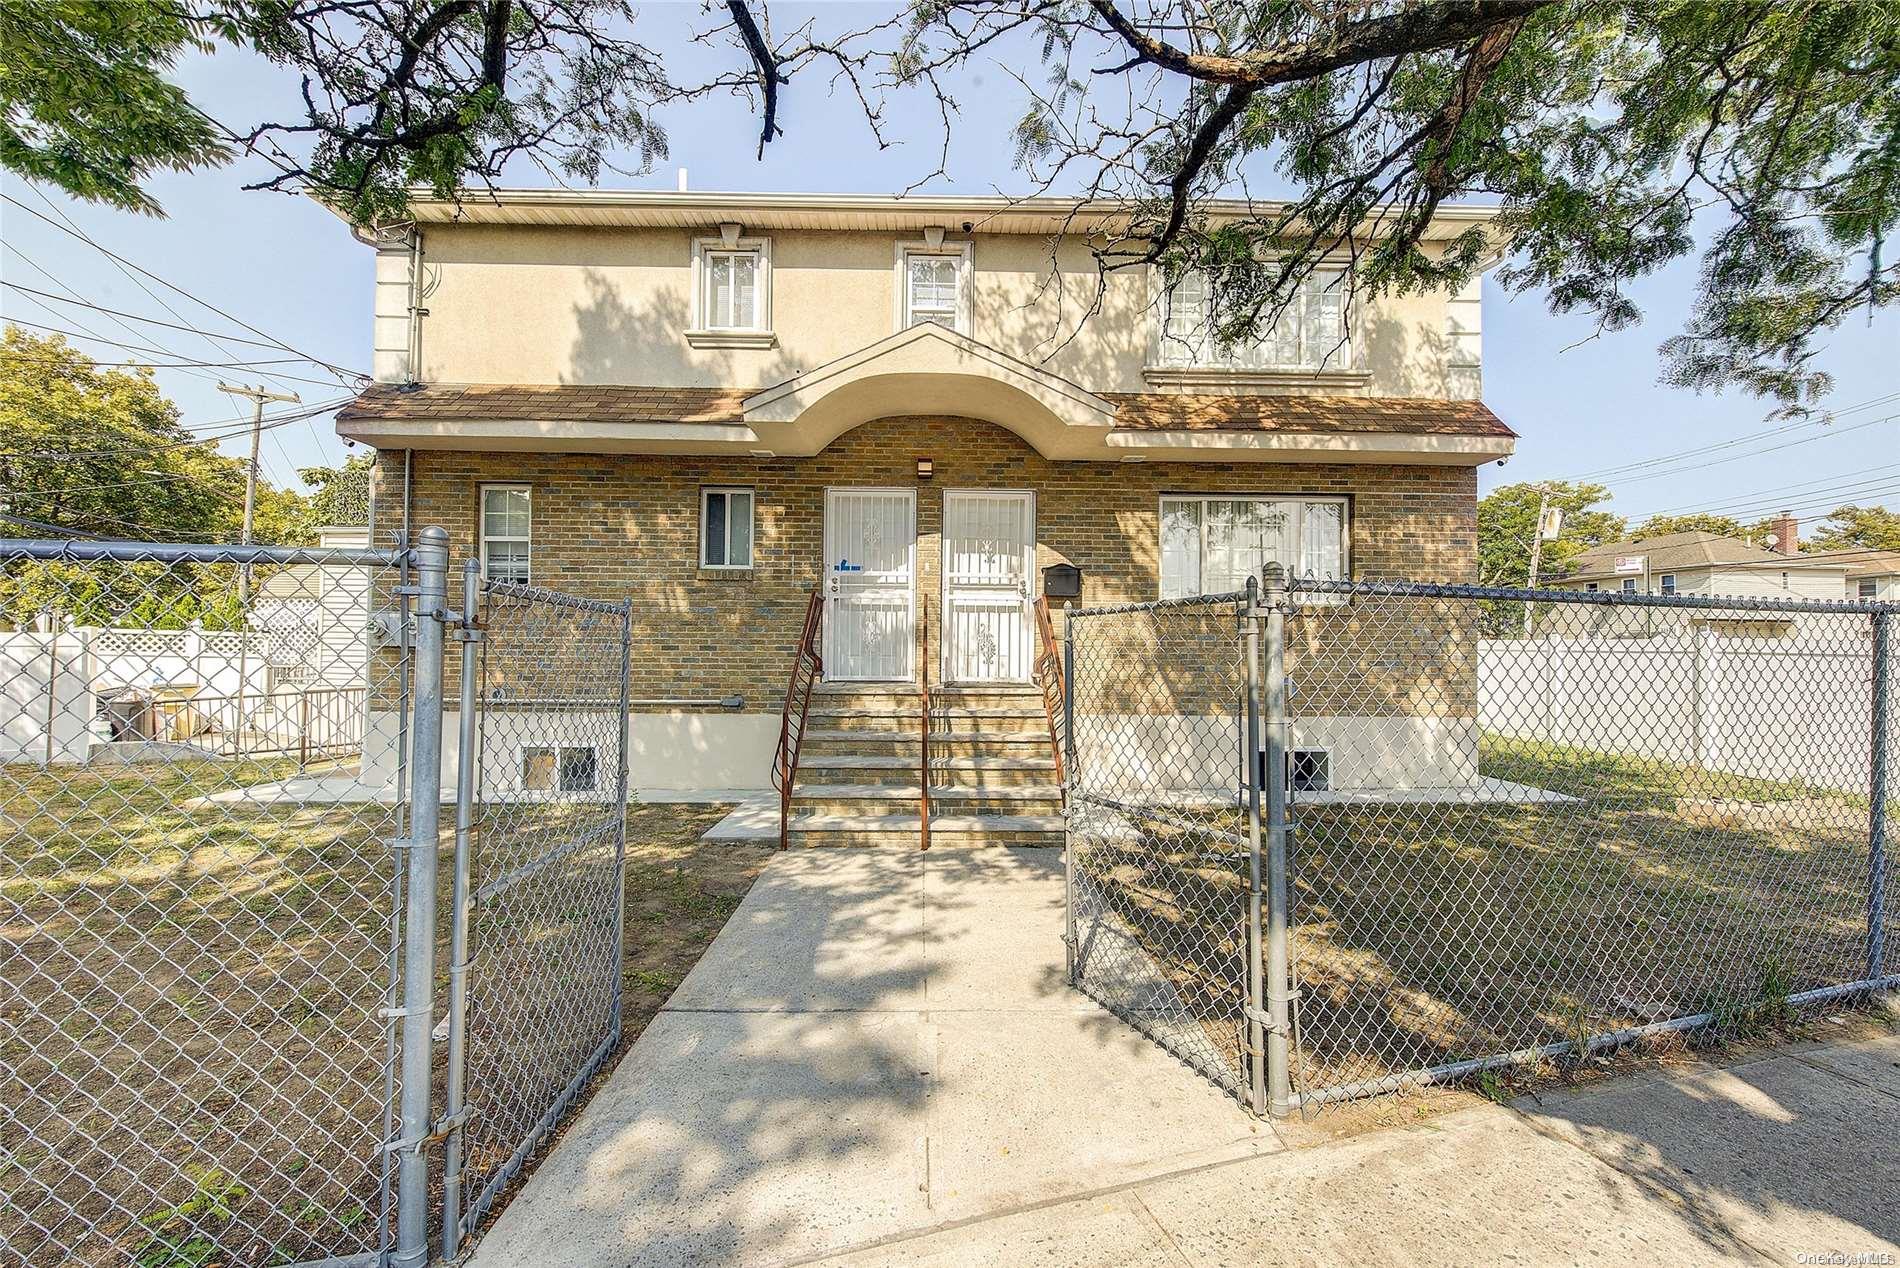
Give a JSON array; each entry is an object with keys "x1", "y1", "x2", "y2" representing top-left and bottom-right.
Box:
[{"x1": 2, "y1": 2, "x2": 1894, "y2": 534}]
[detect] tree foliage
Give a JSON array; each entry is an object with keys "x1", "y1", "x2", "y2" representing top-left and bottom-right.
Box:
[
  {"x1": 1629, "y1": 513, "x2": 1749, "y2": 540},
  {"x1": 1805, "y1": 504, "x2": 1900, "y2": 552},
  {"x1": 0, "y1": 326, "x2": 307, "y2": 543},
  {"x1": 3, "y1": 1, "x2": 1895, "y2": 408},
  {"x1": 1477, "y1": 480, "x2": 1625, "y2": 587},
  {"x1": 299, "y1": 452, "x2": 373, "y2": 527}
]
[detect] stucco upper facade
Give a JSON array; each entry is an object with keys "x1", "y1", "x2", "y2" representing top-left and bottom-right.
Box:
[{"x1": 362, "y1": 190, "x2": 1490, "y2": 402}]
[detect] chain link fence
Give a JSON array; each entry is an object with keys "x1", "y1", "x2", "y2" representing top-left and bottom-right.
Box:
[
  {"x1": 3, "y1": 533, "x2": 635, "y2": 1267},
  {"x1": 1062, "y1": 571, "x2": 1897, "y2": 1120},
  {"x1": 2, "y1": 539, "x2": 410, "y2": 1267},
  {"x1": 1062, "y1": 590, "x2": 1262, "y2": 1105},
  {"x1": 443, "y1": 576, "x2": 632, "y2": 1254}
]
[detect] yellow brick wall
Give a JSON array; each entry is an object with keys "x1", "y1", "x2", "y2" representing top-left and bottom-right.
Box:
[{"x1": 372, "y1": 416, "x2": 1478, "y2": 711}]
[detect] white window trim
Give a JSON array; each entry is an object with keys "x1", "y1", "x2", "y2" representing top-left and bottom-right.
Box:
[
  {"x1": 688, "y1": 236, "x2": 775, "y2": 348},
  {"x1": 1660, "y1": 573, "x2": 1677, "y2": 595},
  {"x1": 1144, "y1": 263, "x2": 1367, "y2": 388},
  {"x1": 1859, "y1": 579, "x2": 1878, "y2": 599},
  {"x1": 1156, "y1": 494, "x2": 1350, "y2": 601},
  {"x1": 700, "y1": 485, "x2": 755, "y2": 570},
  {"x1": 894, "y1": 240, "x2": 974, "y2": 335},
  {"x1": 478, "y1": 483, "x2": 531, "y2": 585}
]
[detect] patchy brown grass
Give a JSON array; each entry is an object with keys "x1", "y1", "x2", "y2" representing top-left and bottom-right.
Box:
[{"x1": 1, "y1": 763, "x2": 767, "y2": 1268}]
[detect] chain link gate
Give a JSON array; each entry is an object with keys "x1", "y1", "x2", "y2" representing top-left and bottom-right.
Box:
[
  {"x1": 1064, "y1": 568, "x2": 1897, "y2": 1121},
  {"x1": 1, "y1": 537, "x2": 413, "y2": 1267},
  {"x1": 439, "y1": 568, "x2": 633, "y2": 1259}
]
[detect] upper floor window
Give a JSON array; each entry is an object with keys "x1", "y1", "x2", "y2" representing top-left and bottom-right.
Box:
[
  {"x1": 1158, "y1": 496, "x2": 1347, "y2": 599},
  {"x1": 480, "y1": 484, "x2": 531, "y2": 585},
  {"x1": 1156, "y1": 268, "x2": 1351, "y2": 373},
  {"x1": 896, "y1": 241, "x2": 972, "y2": 334},
  {"x1": 691, "y1": 234, "x2": 773, "y2": 343}
]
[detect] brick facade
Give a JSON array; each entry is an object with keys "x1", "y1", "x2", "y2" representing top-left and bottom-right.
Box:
[{"x1": 373, "y1": 415, "x2": 1477, "y2": 714}]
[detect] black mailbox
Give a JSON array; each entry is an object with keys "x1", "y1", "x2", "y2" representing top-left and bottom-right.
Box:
[{"x1": 1041, "y1": 563, "x2": 1082, "y2": 600}]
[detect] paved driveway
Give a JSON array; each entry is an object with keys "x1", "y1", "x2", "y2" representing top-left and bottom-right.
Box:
[{"x1": 469, "y1": 848, "x2": 1276, "y2": 1268}]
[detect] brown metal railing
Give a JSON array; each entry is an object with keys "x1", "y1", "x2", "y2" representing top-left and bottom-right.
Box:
[
  {"x1": 773, "y1": 585, "x2": 824, "y2": 849},
  {"x1": 918, "y1": 596, "x2": 932, "y2": 851},
  {"x1": 1033, "y1": 596, "x2": 1067, "y2": 802}
]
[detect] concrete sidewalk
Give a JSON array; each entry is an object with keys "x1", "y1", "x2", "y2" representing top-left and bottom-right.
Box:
[
  {"x1": 468, "y1": 846, "x2": 1898, "y2": 1268},
  {"x1": 805, "y1": 1032, "x2": 1900, "y2": 1267}
]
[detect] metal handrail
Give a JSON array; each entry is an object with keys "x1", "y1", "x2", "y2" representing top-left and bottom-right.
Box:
[
  {"x1": 774, "y1": 585, "x2": 824, "y2": 849},
  {"x1": 919, "y1": 597, "x2": 932, "y2": 851},
  {"x1": 1033, "y1": 596, "x2": 1067, "y2": 802}
]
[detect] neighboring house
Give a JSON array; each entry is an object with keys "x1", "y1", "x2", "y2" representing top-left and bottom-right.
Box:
[
  {"x1": 329, "y1": 190, "x2": 1516, "y2": 813},
  {"x1": 1799, "y1": 548, "x2": 1900, "y2": 602},
  {"x1": 1549, "y1": 526, "x2": 1850, "y2": 602}
]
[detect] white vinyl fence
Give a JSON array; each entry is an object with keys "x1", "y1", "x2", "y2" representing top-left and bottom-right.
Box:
[{"x1": 1479, "y1": 627, "x2": 1889, "y2": 791}]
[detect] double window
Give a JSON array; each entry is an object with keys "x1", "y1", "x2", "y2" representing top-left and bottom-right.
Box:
[
  {"x1": 1157, "y1": 268, "x2": 1351, "y2": 373},
  {"x1": 898, "y1": 242, "x2": 972, "y2": 333},
  {"x1": 1158, "y1": 496, "x2": 1347, "y2": 599},
  {"x1": 701, "y1": 486, "x2": 755, "y2": 569},
  {"x1": 480, "y1": 485, "x2": 531, "y2": 585}
]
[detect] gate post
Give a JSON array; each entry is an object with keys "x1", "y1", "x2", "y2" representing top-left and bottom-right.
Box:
[
  {"x1": 1241, "y1": 576, "x2": 1267, "y2": 1117},
  {"x1": 1062, "y1": 602, "x2": 1079, "y2": 986},
  {"x1": 1258, "y1": 564, "x2": 1295, "y2": 1118},
  {"x1": 1870, "y1": 607, "x2": 1891, "y2": 991},
  {"x1": 395, "y1": 526, "x2": 449, "y2": 1268},
  {"x1": 441, "y1": 557, "x2": 483, "y2": 1260}
]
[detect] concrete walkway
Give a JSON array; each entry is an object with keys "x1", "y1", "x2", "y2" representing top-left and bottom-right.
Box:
[
  {"x1": 469, "y1": 847, "x2": 1900, "y2": 1268},
  {"x1": 469, "y1": 849, "x2": 1276, "y2": 1268}
]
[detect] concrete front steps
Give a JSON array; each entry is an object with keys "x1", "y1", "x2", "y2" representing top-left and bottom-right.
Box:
[{"x1": 787, "y1": 684, "x2": 1064, "y2": 847}]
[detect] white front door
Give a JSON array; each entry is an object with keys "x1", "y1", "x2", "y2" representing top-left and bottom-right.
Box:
[
  {"x1": 942, "y1": 490, "x2": 1035, "y2": 683},
  {"x1": 823, "y1": 488, "x2": 916, "y2": 681}
]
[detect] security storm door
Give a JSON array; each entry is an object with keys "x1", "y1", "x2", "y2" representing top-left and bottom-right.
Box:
[
  {"x1": 942, "y1": 490, "x2": 1035, "y2": 684},
  {"x1": 824, "y1": 488, "x2": 917, "y2": 681}
]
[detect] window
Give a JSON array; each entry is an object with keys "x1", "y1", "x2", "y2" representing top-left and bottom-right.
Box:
[
  {"x1": 701, "y1": 486, "x2": 754, "y2": 569},
  {"x1": 1156, "y1": 268, "x2": 1351, "y2": 372},
  {"x1": 1660, "y1": 573, "x2": 1676, "y2": 595},
  {"x1": 480, "y1": 485, "x2": 531, "y2": 584},
  {"x1": 1620, "y1": 577, "x2": 1638, "y2": 594},
  {"x1": 521, "y1": 745, "x2": 598, "y2": 793},
  {"x1": 1157, "y1": 496, "x2": 1347, "y2": 599},
  {"x1": 897, "y1": 242, "x2": 972, "y2": 333},
  {"x1": 1860, "y1": 579, "x2": 1878, "y2": 599},
  {"x1": 690, "y1": 236, "x2": 772, "y2": 343},
  {"x1": 1290, "y1": 749, "x2": 1330, "y2": 793},
  {"x1": 1585, "y1": 583, "x2": 1600, "y2": 592}
]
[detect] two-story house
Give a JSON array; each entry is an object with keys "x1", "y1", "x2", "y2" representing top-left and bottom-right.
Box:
[{"x1": 332, "y1": 190, "x2": 1515, "y2": 830}]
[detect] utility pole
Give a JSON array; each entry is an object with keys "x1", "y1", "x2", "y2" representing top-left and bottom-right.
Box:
[
  {"x1": 217, "y1": 382, "x2": 301, "y2": 550},
  {"x1": 1522, "y1": 485, "x2": 1563, "y2": 637}
]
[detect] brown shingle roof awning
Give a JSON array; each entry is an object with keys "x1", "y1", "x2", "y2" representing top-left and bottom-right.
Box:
[
  {"x1": 1104, "y1": 393, "x2": 1514, "y2": 438},
  {"x1": 340, "y1": 382, "x2": 1513, "y2": 439}
]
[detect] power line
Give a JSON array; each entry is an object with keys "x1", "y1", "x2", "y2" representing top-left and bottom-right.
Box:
[
  {"x1": 1625, "y1": 461, "x2": 1900, "y2": 521},
  {"x1": 3, "y1": 188, "x2": 366, "y2": 382},
  {"x1": 0, "y1": 397, "x2": 352, "y2": 459},
  {"x1": 3, "y1": 282, "x2": 326, "y2": 354},
  {"x1": 1594, "y1": 412, "x2": 1899, "y2": 491},
  {"x1": 0, "y1": 328, "x2": 357, "y2": 384},
  {"x1": 1565, "y1": 391, "x2": 1900, "y2": 484}
]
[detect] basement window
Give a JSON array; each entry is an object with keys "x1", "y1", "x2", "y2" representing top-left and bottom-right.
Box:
[
  {"x1": 521, "y1": 745, "x2": 598, "y2": 793},
  {"x1": 1289, "y1": 748, "x2": 1330, "y2": 793}
]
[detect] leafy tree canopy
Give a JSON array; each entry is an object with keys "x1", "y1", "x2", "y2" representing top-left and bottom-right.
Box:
[
  {"x1": 1805, "y1": 504, "x2": 1900, "y2": 552},
  {"x1": 1477, "y1": 480, "x2": 1625, "y2": 587},
  {"x1": 1629, "y1": 513, "x2": 1749, "y2": 540},
  {"x1": 2, "y1": 1, "x2": 1894, "y2": 410},
  {"x1": 299, "y1": 453, "x2": 373, "y2": 527},
  {"x1": 0, "y1": 325, "x2": 307, "y2": 543}
]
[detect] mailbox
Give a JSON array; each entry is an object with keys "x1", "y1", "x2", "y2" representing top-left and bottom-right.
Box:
[{"x1": 1041, "y1": 563, "x2": 1082, "y2": 600}]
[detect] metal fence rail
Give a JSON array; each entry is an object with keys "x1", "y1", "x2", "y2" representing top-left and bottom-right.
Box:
[
  {"x1": 1, "y1": 538, "x2": 411, "y2": 1267},
  {"x1": 1062, "y1": 569, "x2": 1897, "y2": 1121},
  {"x1": 442, "y1": 575, "x2": 633, "y2": 1257}
]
